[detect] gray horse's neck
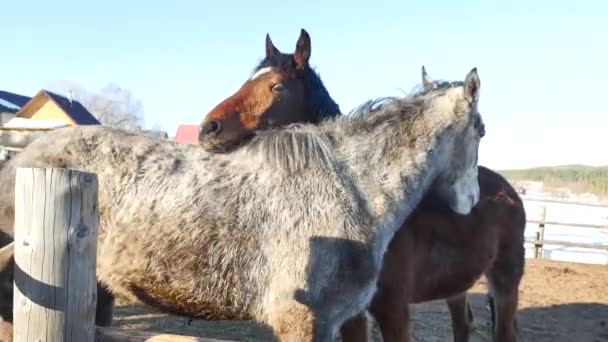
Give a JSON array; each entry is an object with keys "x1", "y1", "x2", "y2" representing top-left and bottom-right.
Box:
[{"x1": 335, "y1": 97, "x2": 453, "y2": 243}]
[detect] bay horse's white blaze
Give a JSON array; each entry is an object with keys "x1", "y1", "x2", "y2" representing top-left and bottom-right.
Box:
[
  {"x1": 0, "y1": 68, "x2": 484, "y2": 341},
  {"x1": 250, "y1": 66, "x2": 274, "y2": 80}
]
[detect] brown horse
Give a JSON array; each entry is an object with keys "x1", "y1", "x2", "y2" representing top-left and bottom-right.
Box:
[
  {"x1": 198, "y1": 29, "x2": 341, "y2": 152},
  {"x1": 199, "y1": 29, "x2": 525, "y2": 342}
]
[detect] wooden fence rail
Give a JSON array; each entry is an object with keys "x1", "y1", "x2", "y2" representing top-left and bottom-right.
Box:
[
  {"x1": 523, "y1": 202, "x2": 608, "y2": 264},
  {"x1": 11, "y1": 167, "x2": 233, "y2": 342},
  {"x1": 527, "y1": 220, "x2": 608, "y2": 230},
  {"x1": 521, "y1": 195, "x2": 608, "y2": 208}
]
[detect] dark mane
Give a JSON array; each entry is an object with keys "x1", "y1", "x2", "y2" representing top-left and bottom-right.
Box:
[{"x1": 253, "y1": 55, "x2": 341, "y2": 122}]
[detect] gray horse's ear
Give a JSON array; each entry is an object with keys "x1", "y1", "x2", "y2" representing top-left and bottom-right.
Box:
[
  {"x1": 265, "y1": 33, "x2": 280, "y2": 59},
  {"x1": 421, "y1": 65, "x2": 435, "y2": 92},
  {"x1": 0, "y1": 242, "x2": 13, "y2": 272},
  {"x1": 294, "y1": 28, "x2": 311, "y2": 69},
  {"x1": 464, "y1": 67, "x2": 480, "y2": 102}
]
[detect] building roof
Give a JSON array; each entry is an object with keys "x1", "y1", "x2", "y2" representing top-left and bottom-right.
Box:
[
  {"x1": 174, "y1": 124, "x2": 199, "y2": 144},
  {"x1": 0, "y1": 90, "x2": 31, "y2": 113},
  {"x1": 16, "y1": 90, "x2": 100, "y2": 125},
  {"x1": 43, "y1": 90, "x2": 101, "y2": 125}
]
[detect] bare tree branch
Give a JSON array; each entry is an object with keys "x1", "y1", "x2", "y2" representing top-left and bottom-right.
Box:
[{"x1": 44, "y1": 80, "x2": 145, "y2": 131}]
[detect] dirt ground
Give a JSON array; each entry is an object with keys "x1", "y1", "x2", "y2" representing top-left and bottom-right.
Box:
[{"x1": 112, "y1": 259, "x2": 608, "y2": 341}]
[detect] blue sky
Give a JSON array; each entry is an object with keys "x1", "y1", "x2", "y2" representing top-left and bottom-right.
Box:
[{"x1": 2, "y1": 0, "x2": 606, "y2": 169}]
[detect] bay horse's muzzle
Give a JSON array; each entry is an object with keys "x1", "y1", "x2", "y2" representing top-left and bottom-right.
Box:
[{"x1": 199, "y1": 120, "x2": 222, "y2": 143}]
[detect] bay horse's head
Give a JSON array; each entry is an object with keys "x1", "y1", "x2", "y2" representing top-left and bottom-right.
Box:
[{"x1": 199, "y1": 28, "x2": 341, "y2": 152}]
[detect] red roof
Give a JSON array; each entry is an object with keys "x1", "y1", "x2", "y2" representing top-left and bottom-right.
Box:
[{"x1": 174, "y1": 124, "x2": 199, "y2": 144}]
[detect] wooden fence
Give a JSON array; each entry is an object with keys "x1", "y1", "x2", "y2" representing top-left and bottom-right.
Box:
[
  {"x1": 11, "y1": 167, "x2": 233, "y2": 342},
  {"x1": 522, "y1": 197, "x2": 608, "y2": 264}
]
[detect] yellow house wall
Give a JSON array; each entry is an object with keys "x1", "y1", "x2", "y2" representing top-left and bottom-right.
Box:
[{"x1": 20, "y1": 100, "x2": 76, "y2": 126}]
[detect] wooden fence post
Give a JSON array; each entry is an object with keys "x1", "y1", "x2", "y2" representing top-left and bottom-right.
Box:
[
  {"x1": 534, "y1": 206, "x2": 547, "y2": 259},
  {"x1": 13, "y1": 167, "x2": 99, "y2": 342}
]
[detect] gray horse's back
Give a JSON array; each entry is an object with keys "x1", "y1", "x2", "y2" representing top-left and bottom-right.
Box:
[
  {"x1": 0, "y1": 158, "x2": 16, "y2": 238},
  {"x1": 0, "y1": 125, "x2": 273, "y2": 319},
  {"x1": 0, "y1": 126, "x2": 87, "y2": 237}
]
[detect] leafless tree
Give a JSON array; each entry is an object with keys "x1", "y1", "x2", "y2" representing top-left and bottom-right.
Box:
[{"x1": 45, "y1": 80, "x2": 145, "y2": 131}]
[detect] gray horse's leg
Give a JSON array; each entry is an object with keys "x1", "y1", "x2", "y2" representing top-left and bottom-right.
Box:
[
  {"x1": 95, "y1": 282, "x2": 115, "y2": 326},
  {"x1": 266, "y1": 299, "x2": 317, "y2": 341}
]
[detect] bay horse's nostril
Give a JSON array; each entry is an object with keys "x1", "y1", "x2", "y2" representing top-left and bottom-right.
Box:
[{"x1": 200, "y1": 120, "x2": 222, "y2": 139}]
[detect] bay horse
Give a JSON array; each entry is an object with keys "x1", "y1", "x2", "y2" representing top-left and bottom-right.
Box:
[
  {"x1": 0, "y1": 67, "x2": 484, "y2": 341},
  {"x1": 199, "y1": 29, "x2": 525, "y2": 342}
]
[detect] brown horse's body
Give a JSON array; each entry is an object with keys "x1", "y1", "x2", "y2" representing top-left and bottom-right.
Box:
[
  {"x1": 340, "y1": 165, "x2": 525, "y2": 342},
  {"x1": 200, "y1": 29, "x2": 526, "y2": 342}
]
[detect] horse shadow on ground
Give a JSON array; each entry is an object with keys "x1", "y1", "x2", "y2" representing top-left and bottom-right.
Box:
[
  {"x1": 510, "y1": 302, "x2": 608, "y2": 342},
  {"x1": 409, "y1": 293, "x2": 608, "y2": 342}
]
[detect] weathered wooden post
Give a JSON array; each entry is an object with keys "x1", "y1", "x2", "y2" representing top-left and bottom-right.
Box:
[
  {"x1": 13, "y1": 167, "x2": 99, "y2": 342},
  {"x1": 534, "y1": 205, "x2": 547, "y2": 259}
]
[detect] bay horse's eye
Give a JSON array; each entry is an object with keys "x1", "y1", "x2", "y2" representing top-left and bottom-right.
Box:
[{"x1": 271, "y1": 83, "x2": 285, "y2": 92}]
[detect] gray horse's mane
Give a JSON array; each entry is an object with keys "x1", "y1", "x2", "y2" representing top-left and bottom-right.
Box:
[
  {"x1": 240, "y1": 79, "x2": 466, "y2": 174},
  {"x1": 245, "y1": 124, "x2": 336, "y2": 174},
  {"x1": 413, "y1": 79, "x2": 465, "y2": 95},
  {"x1": 348, "y1": 80, "x2": 465, "y2": 118},
  {"x1": 347, "y1": 96, "x2": 401, "y2": 118},
  {"x1": 241, "y1": 95, "x2": 408, "y2": 174}
]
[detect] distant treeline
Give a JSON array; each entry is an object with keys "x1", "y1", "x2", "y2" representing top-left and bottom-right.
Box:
[{"x1": 498, "y1": 165, "x2": 608, "y2": 196}]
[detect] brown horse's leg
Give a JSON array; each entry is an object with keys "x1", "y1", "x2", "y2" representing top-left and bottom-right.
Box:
[
  {"x1": 488, "y1": 288, "x2": 519, "y2": 342},
  {"x1": 486, "y1": 241, "x2": 524, "y2": 342},
  {"x1": 486, "y1": 259, "x2": 523, "y2": 341},
  {"x1": 340, "y1": 312, "x2": 371, "y2": 342},
  {"x1": 369, "y1": 299, "x2": 409, "y2": 342},
  {"x1": 446, "y1": 292, "x2": 473, "y2": 342}
]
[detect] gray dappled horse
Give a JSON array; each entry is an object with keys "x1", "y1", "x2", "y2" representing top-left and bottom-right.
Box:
[{"x1": 0, "y1": 67, "x2": 483, "y2": 341}]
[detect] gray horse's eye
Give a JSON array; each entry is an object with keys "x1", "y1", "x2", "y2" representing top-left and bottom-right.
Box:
[{"x1": 474, "y1": 117, "x2": 485, "y2": 137}]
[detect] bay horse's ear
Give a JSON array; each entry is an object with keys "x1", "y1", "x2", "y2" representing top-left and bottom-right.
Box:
[
  {"x1": 463, "y1": 67, "x2": 480, "y2": 102},
  {"x1": 266, "y1": 33, "x2": 280, "y2": 59},
  {"x1": 422, "y1": 65, "x2": 435, "y2": 92},
  {"x1": 294, "y1": 28, "x2": 311, "y2": 69}
]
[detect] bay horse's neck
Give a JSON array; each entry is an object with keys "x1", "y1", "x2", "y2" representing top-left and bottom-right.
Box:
[{"x1": 302, "y1": 69, "x2": 342, "y2": 121}]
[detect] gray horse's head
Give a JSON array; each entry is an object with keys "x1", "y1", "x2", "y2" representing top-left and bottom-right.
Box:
[{"x1": 420, "y1": 66, "x2": 485, "y2": 215}]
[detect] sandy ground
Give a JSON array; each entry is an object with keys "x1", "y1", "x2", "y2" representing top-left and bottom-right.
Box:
[{"x1": 111, "y1": 259, "x2": 608, "y2": 341}]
